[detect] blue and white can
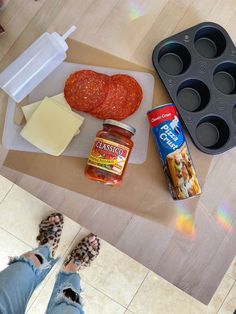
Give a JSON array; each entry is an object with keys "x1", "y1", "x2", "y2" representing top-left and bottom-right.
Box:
[{"x1": 147, "y1": 103, "x2": 201, "y2": 200}]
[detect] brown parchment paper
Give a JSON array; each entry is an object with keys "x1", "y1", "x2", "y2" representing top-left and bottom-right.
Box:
[{"x1": 3, "y1": 39, "x2": 212, "y2": 224}]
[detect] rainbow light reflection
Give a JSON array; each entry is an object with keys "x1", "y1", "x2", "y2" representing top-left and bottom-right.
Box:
[
  {"x1": 129, "y1": 2, "x2": 144, "y2": 21},
  {"x1": 175, "y1": 205, "x2": 196, "y2": 239},
  {"x1": 215, "y1": 204, "x2": 233, "y2": 232}
]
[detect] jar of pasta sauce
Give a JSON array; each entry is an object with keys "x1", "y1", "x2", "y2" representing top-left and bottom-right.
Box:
[{"x1": 85, "y1": 119, "x2": 136, "y2": 185}]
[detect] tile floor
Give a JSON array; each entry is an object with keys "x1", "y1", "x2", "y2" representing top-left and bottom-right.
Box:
[{"x1": 0, "y1": 175, "x2": 235, "y2": 314}]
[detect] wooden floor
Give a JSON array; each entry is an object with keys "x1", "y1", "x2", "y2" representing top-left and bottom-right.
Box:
[{"x1": 0, "y1": 0, "x2": 236, "y2": 305}]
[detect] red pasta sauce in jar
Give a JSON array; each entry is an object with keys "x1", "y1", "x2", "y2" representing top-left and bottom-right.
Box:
[{"x1": 85, "y1": 119, "x2": 136, "y2": 185}]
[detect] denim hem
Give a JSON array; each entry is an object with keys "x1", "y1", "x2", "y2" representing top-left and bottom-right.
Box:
[
  {"x1": 32, "y1": 243, "x2": 53, "y2": 259},
  {"x1": 8, "y1": 255, "x2": 52, "y2": 275},
  {"x1": 59, "y1": 269, "x2": 81, "y2": 275},
  {"x1": 56, "y1": 283, "x2": 84, "y2": 308},
  {"x1": 8, "y1": 243, "x2": 58, "y2": 276}
]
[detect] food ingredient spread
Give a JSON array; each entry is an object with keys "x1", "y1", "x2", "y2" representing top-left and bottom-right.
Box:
[{"x1": 85, "y1": 119, "x2": 136, "y2": 185}]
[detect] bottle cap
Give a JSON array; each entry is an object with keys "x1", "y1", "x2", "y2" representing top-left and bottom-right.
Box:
[
  {"x1": 103, "y1": 119, "x2": 136, "y2": 135},
  {"x1": 51, "y1": 25, "x2": 77, "y2": 51}
]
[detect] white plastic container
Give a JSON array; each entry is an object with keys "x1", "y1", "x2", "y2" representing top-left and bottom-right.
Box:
[{"x1": 0, "y1": 26, "x2": 76, "y2": 102}]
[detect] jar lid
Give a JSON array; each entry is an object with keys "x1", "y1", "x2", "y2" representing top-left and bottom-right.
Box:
[{"x1": 103, "y1": 119, "x2": 136, "y2": 135}]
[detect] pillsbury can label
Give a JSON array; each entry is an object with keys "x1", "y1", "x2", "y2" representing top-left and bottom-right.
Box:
[{"x1": 147, "y1": 103, "x2": 201, "y2": 200}]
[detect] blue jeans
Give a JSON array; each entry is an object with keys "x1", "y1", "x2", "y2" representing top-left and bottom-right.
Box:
[{"x1": 0, "y1": 244, "x2": 84, "y2": 314}]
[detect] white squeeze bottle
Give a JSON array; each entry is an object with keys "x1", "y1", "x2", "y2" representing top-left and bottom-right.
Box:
[{"x1": 0, "y1": 25, "x2": 76, "y2": 102}]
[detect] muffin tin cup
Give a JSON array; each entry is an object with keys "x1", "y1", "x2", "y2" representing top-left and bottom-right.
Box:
[
  {"x1": 158, "y1": 43, "x2": 191, "y2": 75},
  {"x1": 233, "y1": 105, "x2": 236, "y2": 125},
  {"x1": 177, "y1": 79, "x2": 210, "y2": 112},
  {"x1": 213, "y1": 62, "x2": 236, "y2": 94},
  {"x1": 194, "y1": 26, "x2": 226, "y2": 58},
  {"x1": 196, "y1": 116, "x2": 230, "y2": 149},
  {"x1": 152, "y1": 22, "x2": 236, "y2": 154}
]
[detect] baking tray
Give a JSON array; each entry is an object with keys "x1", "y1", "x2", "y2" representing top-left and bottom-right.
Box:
[{"x1": 152, "y1": 22, "x2": 236, "y2": 155}]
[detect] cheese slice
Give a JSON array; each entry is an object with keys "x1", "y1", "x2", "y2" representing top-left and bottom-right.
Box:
[
  {"x1": 20, "y1": 97, "x2": 82, "y2": 156},
  {"x1": 21, "y1": 93, "x2": 83, "y2": 135},
  {"x1": 22, "y1": 93, "x2": 70, "y2": 121},
  {"x1": 22, "y1": 101, "x2": 41, "y2": 121}
]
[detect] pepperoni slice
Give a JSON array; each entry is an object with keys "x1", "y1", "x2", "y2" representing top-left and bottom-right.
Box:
[
  {"x1": 91, "y1": 74, "x2": 143, "y2": 120},
  {"x1": 112, "y1": 74, "x2": 143, "y2": 114},
  {"x1": 64, "y1": 70, "x2": 110, "y2": 112},
  {"x1": 90, "y1": 78, "x2": 127, "y2": 120}
]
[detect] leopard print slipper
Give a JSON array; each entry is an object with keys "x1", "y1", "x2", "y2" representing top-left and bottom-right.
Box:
[
  {"x1": 36, "y1": 212, "x2": 64, "y2": 256},
  {"x1": 63, "y1": 233, "x2": 100, "y2": 270}
]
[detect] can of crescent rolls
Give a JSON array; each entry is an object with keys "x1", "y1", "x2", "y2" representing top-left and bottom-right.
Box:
[{"x1": 147, "y1": 103, "x2": 201, "y2": 200}]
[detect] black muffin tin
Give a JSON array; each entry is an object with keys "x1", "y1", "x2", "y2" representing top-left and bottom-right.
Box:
[{"x1": 152, "y1": 22, "x2": 236, "y2": 155}]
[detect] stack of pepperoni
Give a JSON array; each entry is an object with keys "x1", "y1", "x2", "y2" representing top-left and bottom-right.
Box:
[{"x1": 64, "y1": 70, "x2": 143, "y2": 120}]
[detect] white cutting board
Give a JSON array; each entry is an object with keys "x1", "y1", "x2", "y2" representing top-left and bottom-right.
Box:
[{"x1": 3, "y1": 62, "x2": 154, "y2": 164}]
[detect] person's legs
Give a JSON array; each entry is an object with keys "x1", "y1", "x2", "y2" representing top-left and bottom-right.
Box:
[
  {"x1": 0, "y1": 244, "x2": 58, "y2": 314},
  {"x1": 0, "y1": 213, "x2": 64, "y2": 314},
  {"x1": 46, "y1": 234, "x2": 100, "y2": 314}
]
